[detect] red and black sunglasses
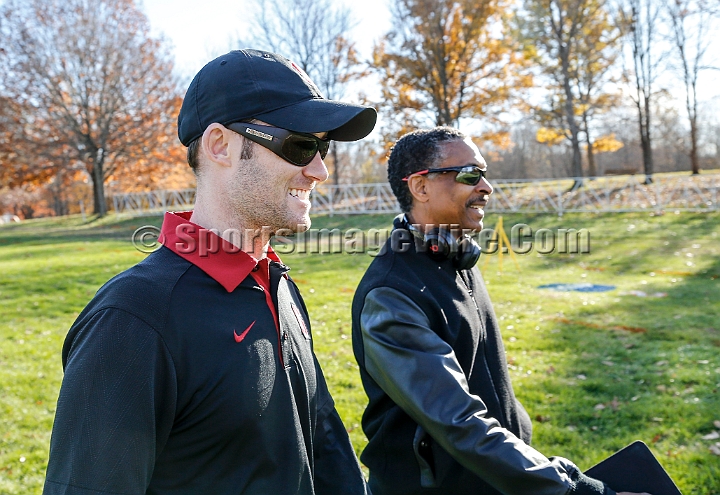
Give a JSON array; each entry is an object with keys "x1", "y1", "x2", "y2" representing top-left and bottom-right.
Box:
[{"x1": 402, "y1": 165, "x2": 487, "y2": 186}]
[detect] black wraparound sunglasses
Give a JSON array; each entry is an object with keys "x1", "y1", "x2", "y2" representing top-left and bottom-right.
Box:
[
  {"x1": 402, "y1": 165, "x2": 488, "y2": 186},
  {"x1": 226, "y1": 122, "x2": 330, "y2": 166}
]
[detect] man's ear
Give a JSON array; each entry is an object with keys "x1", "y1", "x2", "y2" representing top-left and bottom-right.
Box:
[
  {"x1": 406, "y1": 175, "x2": 431, "y2": 204},
  {"x1": 201, "y1": 123, "x2": 233, "y2": 168}
]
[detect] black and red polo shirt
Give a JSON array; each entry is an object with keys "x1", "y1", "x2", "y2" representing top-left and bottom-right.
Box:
[{"x1": 44, "y1": 211, "x2": 368, "y2": 495}]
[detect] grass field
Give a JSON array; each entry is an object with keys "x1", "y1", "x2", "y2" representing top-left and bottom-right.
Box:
[{"x1": 0, "y1": 210, "x2": 719, "y2": 494}]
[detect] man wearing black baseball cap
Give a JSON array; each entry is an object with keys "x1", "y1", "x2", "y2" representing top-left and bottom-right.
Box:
[{"x1": 44, "y1": 49, "x2": 376, "y2": 495}]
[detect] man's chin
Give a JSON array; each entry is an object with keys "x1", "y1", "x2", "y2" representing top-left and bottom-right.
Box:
[
  {"x1": 460, "y1": 220, "x2": 484, "y2": 233},
  {"x1": 287, "y1": 214, "x2": 311, "y2": 233}
]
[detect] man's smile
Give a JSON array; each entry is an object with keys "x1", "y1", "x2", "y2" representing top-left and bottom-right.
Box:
[
  {"x1": 467, "y1": 196, "x2": 488, "y2": 210},
  {"x1": 289, "y1": 188, "x2": 311, "y2": 201}
]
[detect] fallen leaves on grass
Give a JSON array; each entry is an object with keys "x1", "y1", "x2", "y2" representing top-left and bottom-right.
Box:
[
  {"x1": 580, "y1": 265, "x2": 606, "y2": 272},
  {"x1": 553, "y1": 317, "x2": 647, "y2": 333},
  {"x1": 701, "y1": 422, "x2": 720, "y2": 446},
  {"x1": 593, "y1": 397, "x2": 620, "y2": 412},
  {"x1": 652, "y1": 269, "x2": 720, "y2": 279},
  {"x1": 654, "y1": 270, "x2": 693, "y2": 276}
]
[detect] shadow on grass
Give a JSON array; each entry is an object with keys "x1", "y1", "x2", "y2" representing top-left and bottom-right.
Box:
[
  {"x1": 531, "y1": 249, "x2": 720, "y2": 493},
  {"x1": 0, "y1": 214, "x2": 164, "y2": 247}
]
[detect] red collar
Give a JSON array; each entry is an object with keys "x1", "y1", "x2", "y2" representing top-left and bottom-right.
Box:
[{"x1": 159, "y1": 211, "x2": 282, "y2": 293}]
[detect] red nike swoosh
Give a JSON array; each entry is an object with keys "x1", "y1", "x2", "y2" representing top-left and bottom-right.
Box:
[{"x1": 234, "y1": 321, "x2": 256, "y2": 343}]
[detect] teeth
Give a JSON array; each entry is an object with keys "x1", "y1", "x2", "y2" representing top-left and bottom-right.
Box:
[{"x1": 289, "y1": 188, "x2": 310, "y2": 200}]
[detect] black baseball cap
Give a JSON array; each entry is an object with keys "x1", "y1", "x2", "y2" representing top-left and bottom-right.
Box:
[{"x1": 178, "y1": 49, "x2": 377, "y2": 146}]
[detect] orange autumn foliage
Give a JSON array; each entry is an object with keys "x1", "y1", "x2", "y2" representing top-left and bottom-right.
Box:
[
  {"x1": 374, "y1": 0, "x2": 532, "y2": 151},
  {"x1": 0, "y1": 0, "x2": 186, "y2": 216}
]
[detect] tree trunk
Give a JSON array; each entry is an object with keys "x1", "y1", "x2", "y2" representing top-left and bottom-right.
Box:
[
  {"x1": 640, "y1": 134, "x2": 653, "y2": 183},
  {"x1": 567, "y1": 120, "x2": 582, "y2": 181},
  {"x1": 331, "y1": 145, "x2": 340, "y2": 185},
  {"x1": 638, "y1": 101, "x2": 652, "y2": 182},
  {"x1": 640, "y1": 95, "x2": 654, "y2": 183},
  {"x1": 690, "y1": 113, "x2": 699, "y2": 175},
  {"x1": 561, "y1": 52, "x2": 583, "y2": 186},
  {"x1": 92, "y1": 160, "x2": 107, "y2": 216},
  {"x1": 678, "y1": 42, "x2": 700, "y2": 175},
  {"x1": 685, "y1": 77, "x2": 700, "y2": 175},
  {"x1": 20, "y1": 204, "x2": 35, "y2": 219},
  {"x1": 582, "y1": 112, "x2": 596, "y2": 177},
  {"x1": 586, "y1": 138, "x2": 596, "y2": 177}
]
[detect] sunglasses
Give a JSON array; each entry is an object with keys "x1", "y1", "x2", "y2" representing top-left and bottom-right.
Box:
[
  {"x1": 402, "y1": 165, "x2": 488, "y2": 186},
  {"x1": 226, "y1": 122, "x2": 330, "y2": 166}
]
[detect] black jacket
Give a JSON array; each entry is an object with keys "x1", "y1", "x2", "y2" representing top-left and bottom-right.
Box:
[
  {"x1": 351, "y1": 231, "x2": 612, "y2": 495},
  {"x1": 45, "y1": 234, "x2": 368, "y2": 495}
]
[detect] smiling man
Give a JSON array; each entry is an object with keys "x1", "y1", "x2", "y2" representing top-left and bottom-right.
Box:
[
  {"x1": 351, "y1": 127, "x2": 648, "y2": 495},
  {"x1": 44, "y1": 49, "x2": 376, "y2": 495}
]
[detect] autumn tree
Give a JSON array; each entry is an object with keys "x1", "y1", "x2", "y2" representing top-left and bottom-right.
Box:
[
  {"x1": 618, "y1": 0, "x2": 663, "y2": 182},
  {"x1": 243, "y1": 0, "x2": 369, "y2": 185},
  {"x1": 0, "y1": 95, "x2": 62, "y2": 192},
  {"x1": 374, "y1": 0, "x2": 532, "y2": 147},
  {"x1": 664, "y1": 0, "x2": 718, "y2": 175},
  {"x1": 575, "y1": 9, "x2": 623, "y2": 177},
  {"x1": 519, "y1": 0, "x2": 621, "y2": 182},
  {"x1": 0, "y1": 0, "x2": 181, "y2": 216}
]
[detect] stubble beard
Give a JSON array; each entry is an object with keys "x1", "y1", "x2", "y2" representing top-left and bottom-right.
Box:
[{"x1": 228, "y1": 155, "x2": 309, "y2": 235}]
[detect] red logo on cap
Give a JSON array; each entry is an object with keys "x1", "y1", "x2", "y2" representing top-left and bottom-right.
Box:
[{"x1": 289, "y1": 61, "x2": 322, "y2": 96}]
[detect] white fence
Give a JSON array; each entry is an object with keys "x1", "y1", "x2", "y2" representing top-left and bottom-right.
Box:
[
  {"x1": 485, "y1": 174, "x2": 719, "y2": 214},
  {"x1": 110, "y1": 173, "x2": 720, "y2": 216},
  {"x1": 111, "y1": 189, "x2": 196, "y2": 215}
]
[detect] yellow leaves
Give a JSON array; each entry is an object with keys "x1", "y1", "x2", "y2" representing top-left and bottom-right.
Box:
[
  {"x1": 375, "y1": 0, "x2": 531, "y2": 145},
  {"x1": 535, "y1": 129, "x2": 623, "y2": 154},
  {"x1": 575, "y1": 103, "x2": 590, "y2": 116},
  {"x1": 592, "y1": 134, "x2": 624, "y2": 153},
  {"x1": 536, "y1": 127, "x2": 567, "y2": 145},
  {"x1": 476, "y1": 131, "x2": 512, "y2": 150}
]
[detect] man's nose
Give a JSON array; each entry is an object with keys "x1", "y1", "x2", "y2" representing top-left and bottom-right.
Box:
[
  {"x1": 475, "y1": 176, "x2": 493, "y2": 195},
  {"x1": 303, "y1": 152, "x2": 329, "y2": 183}
]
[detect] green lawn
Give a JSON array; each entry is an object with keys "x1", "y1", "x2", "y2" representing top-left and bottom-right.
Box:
[{"x1": 0, "y1": 211, "x2": 718, "y2": 494}]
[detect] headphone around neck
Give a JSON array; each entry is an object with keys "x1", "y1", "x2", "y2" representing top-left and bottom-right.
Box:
[{"x1": 393, "y1": 214, "x2": 481, "y2": 270}]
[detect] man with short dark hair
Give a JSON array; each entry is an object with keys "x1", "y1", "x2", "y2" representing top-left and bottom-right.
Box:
[
  {"x1": 44, "y1": 49, "x2": 376, "y2": 495},
  {"x1": 351, "y1": 127, "x2": 649, "y2": 495}
]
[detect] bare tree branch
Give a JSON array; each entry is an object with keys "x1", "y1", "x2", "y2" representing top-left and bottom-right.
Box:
[
  {"x1": 238, "y1": 0, "x2": 368, "y2": 184},
  {"x1": 664, "y1": 0, "x2": 719, "y2": 174}
]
